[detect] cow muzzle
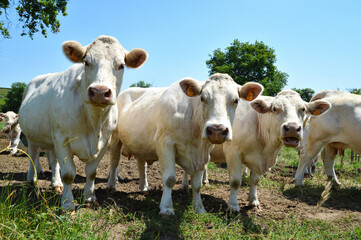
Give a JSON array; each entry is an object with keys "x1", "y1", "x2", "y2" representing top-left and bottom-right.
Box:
[
  {"x1": 206, "y1": 124, "x2": 229, "y2": 144},
  {"x1": 282, "y1": 122, "x2": 301, "y2": 147},
  {"x1": 87, "y1": 86, "x2": 114, "y2": 107}
]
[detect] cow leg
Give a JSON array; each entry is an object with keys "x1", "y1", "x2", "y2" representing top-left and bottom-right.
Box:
[
  {"x1": 202, "y1": 164, "x2": 209, "y2": 185},
  {"x1": 294, "y1": 141, "x2": 324, "y2": 186},
  {"x1": 191, "y1": 170, "x2": 206, "y2": 214},
  {"x1": 249, "y1": 171, "x2": 260, "y2": 207},
  {"x1": 84, "y1": 156, "x2": 102, "y2": 204},
  {"x1": 107, "y1": 135, "x2": 122, "y2": 191},
  {"x1": 181, "y1": 171, "x2": 189, "y2": 190},
  {"x1": 45, "y1": 150, "x2": 63, "y2": 193},
  {"x1": 26, "y1": 142, "x2": 40, "y2": 184},
  {"x1": 158, "y1": 142, "x2": 176, "y2": 216},
  {"x1": 322, "y1": 144, "x2": 341, "y2": 186},
  {"x1": 226, "y1": 151, "x2": 242, "y2": 212},
  {"x1": 137, "y1": 158, "x2": 149, "y2": 192},
  {"x1": 56, "y1": 147, "x2": 76, "y2": 211}
]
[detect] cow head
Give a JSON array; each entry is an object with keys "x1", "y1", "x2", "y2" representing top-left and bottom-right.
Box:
[
  {"x1": 180, "y1": 73, "x2": 263, "y2": 144},
  {"x1": 250, "y1": 90, "x2": 331, "y2": 148},
  {"x1": 0, "y1": 111, "x2": 18, "y2": 134},
  {"x1": 62, "y1": 35, "x2": 147, "y2": 108}
]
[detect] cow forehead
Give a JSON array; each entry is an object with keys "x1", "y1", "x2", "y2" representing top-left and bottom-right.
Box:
[
  {"x1": 87, "y1": 36, "x2": 126, "y2": 60},
  {"x1": 273, "y1": 91, "x2": 305, "y2": 110},
  {"x1": 202, "y1": 77, "x2": 238, "y2": 98}
]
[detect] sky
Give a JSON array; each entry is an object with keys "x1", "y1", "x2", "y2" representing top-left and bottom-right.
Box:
[{"x1": 0, "y1": 0, "x2": 360, "y2": 93}]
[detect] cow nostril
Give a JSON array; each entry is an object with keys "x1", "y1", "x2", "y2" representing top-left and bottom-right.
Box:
[
  {"x1": 296, "y1": 126, "x2": 301, "y2": 132},
  {"x1": 88, "y1": 88, "x2": 95, "y2": 98},
  {"x1": 222, "y1": 128, "x2": 229, "y2": 137},
  {"x1": 206, "y1": 126, "x2": 212, "y2": 136},
  {"x1": 104, "y1": 89, "x2": 112, "y2": 98},
  {"x1": 283, "y1": 125, "x2": 290, "y2": 131}
]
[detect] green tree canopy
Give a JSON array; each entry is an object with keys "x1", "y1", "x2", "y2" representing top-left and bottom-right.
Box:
[
  {"x1": 291, "y1": 88, "x2": 315, "y2": 102},
  {"x1": 347, "y1": 88, "x2": 361, "y2": 95},
  {"x1": 206, "y1": 40, "x2": 288, "y2": 96},
  {"x1": 0, "y1": 0, "x2": 68, "y2": 39},
  {"x1": 2, "y1": 82, "x2": 26, "y2": 113},
  {"x1": 130, "y1": 81, "x2": 152, "y2": 88}
]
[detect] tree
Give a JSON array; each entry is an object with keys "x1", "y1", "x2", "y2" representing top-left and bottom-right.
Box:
[
  {"x1": 130, "y1": 80, "x2": 151, "y2": 88},
  {"x1": 291, "y1": 88, "x2": 315, "y2": 102},
  {"x1": 206, "y1": 40, "x2": 288, "y2": 96},
  {"x1": 2, "y1": 82, "x2": 26, "y2": 113},
  {"x1": 347, "y1": 88, "x2": 361, "y2": 95},
  {"x1": 0, "y1": 0, "x2": 68, "y2": 39}
]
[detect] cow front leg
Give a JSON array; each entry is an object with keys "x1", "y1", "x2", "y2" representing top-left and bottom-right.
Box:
[
  {"x1": 322, "y1": 144, "x2": 341, "y2": 186},
  {"x1": 137, "y1": 158, "x2": 149, "y2": 192},
  {"x1": 57, "y1": 149, "x2": 76, "y2": 211},
  {"x1": 158, "y1": 142, "x2": 176, "y2": 216},
  {"x1": 191, "y1": 170, "x2": 206, "y2": 214},
  {"x1": 45, "y1": 150, "x2": 63, "y2": 193},
  {"x1": 249, "y1": 171, "x2": 260, "y2": 207},
  {"x1": 226, "y1": 152, "x2": 242, "y2": 212},
  {"x1": 84, "y1": 156, "x2": 102, "y2": 205}
]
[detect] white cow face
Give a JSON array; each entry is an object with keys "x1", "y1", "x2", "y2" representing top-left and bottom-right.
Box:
[
  {"x1": 62, "y1": 35, "x2": 147, "y2": 108},
  {"x1": 180, "y1": 73, "x2": 263, "y2": 144},
  {"x1": 0, "y1": 111, "x2": 18, "y2": 134},
  {"x1": 250, "y1": 90, "x2": 331, "y2": 147}
]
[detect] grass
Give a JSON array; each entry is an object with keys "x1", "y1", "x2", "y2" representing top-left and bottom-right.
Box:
[
  {"x1": 0, "y1": 88, "x2": 9, "y2": 112},
  {"x1": 0, "y1": 147, "x2": 360, "y2": 239}
]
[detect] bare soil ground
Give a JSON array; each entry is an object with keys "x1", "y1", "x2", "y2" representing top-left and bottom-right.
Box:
[{"x1": 0, "y1": 132, "x2": 360, "y2": 227}]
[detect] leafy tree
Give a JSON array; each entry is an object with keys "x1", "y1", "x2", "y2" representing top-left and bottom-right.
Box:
[
  {"x1": 0, "y1": 0, "x2": 68, "y2": 39},
  {"x1": 206, "y1": 40, "x2": 288, "y2": 96},
  {"x1": 2, "y1": 82, "x2": 26, "y2": 113},
  {"x1": 291, "y1": 88, "x2": 315, "y2": 102},
  {"x1": 130, "y1": 81, "x2": 151, "y2": 88},
  {"x1": 347, "y1": 88, "x2": 361, "y2": 95}
]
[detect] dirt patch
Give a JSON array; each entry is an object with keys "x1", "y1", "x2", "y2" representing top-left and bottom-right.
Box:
[{"x1": 0, "y1": 132, "x2": 360, "y2": 226}]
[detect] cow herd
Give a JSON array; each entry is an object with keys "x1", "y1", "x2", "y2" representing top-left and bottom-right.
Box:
[{"x1": 1, "y1": 35, "x2": 360, "y2": 216}]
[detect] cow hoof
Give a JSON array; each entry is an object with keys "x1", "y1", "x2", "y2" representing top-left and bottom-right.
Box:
[
  {"x1": 159, "y1": 209, "x2": 175, "y2": 216},
  {"x1": 53, "y1": 186, "x2": 63, "y2": 194},
  {"x1": 293, "y1": 178, "x2": 304, "y2": 187},
  {"x1": 227, "y1": 204, "x2": 240, "y2": 213},
  {"x1": 106, "y1": 187, "x2": 116, "y2": 194},
  {"x1": 195, "y1": 207, "x2": 206, "y2": 214}
]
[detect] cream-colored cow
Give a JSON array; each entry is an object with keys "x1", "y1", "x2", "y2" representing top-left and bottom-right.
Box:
[{"x1": 0, "y1": 111, "x2": 22, "y2": 155}]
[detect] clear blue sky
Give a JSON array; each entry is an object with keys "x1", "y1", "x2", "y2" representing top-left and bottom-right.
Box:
[{"x1": 0, "y1": 0, "x2": 360, "y2": 93}]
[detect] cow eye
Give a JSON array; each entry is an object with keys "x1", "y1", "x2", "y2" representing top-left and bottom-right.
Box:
[
  {"x1": 200, "y1": 96, "x2": 205, "y2": 102},
  {"x1": 117, "y1": 64, "x2": 125, "y2": 70},
  {"x1": 84, "y1": 61, "x2": 90, "y2": 67},
  {"x1": 272, "y1": 106, "x2": 278, "y2": 112},
  {"x1": 233, "y1": 99, "x2": 239, "y2": 105},
  {"x1": 301, "y1": 107, "x2": 306, "y2": 112}
]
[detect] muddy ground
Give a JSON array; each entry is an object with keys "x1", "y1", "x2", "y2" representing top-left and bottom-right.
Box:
[{"x1": 0, "y1": 132, "x2": 360, "y2": 226}]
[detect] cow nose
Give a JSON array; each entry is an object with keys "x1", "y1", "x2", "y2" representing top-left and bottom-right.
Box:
[
  {"x1": 206, "y1": 124, "x2": 229, "y2": 144},
  {"x1": 88, "y1": 86, "x2": 113, "y2": 105},
  {"x1": 283, "y1": 122, "x2": 301, "y2": 133}
]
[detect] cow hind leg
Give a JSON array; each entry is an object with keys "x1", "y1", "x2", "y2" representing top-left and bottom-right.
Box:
[
  {"x1": 249, "y1": 171, "x2": 260, "y2": 207},
  {"x1": 26, "y1": 142, "x2": 40, "y2": 184},
  {"x1": 191, "y1": 170, "x2": 206, "y2": 214},
  {"x1": 106, "y1": 136, "x2": 122, "y2": 192},
  {"x1": 45, "y1": 150, "x2": 63, "y2": 193},
  {"x1": 181, "y1": 171, "x2": 189, "y2": 190},
  {"x1": 322, "y1": 144, "x2": 341, "y2": 186},
  {"x1": 137, "y1": 158, "x2": 150, "y2": 192}
]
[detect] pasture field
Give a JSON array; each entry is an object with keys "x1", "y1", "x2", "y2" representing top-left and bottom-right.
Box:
[{"x1": 0, "y1": 132, "x2": 360, "y2": 239}]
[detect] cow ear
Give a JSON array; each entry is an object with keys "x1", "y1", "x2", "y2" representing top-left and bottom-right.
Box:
[
  {"x1": 179, "y1": 78, "x2": 202, "y2": 97},
  {"x1": 306, "y1": 100, "x2": 331, "y2": 116},
  {"x1": 125, "y1": 48, "x2": 148, "y2": 68},
  {"x1": 62, "y1": 41, "x2": 87, "y2": 63},
  {"x1": 239, "y1": 82, "x2": 264, "y2": 101},
  {"x1": 250, "y1": 99, "x2": 272, "y2": 114}
]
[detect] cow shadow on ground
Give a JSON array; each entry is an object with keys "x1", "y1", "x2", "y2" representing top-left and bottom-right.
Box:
[{"x1": 283, "y1": 185, "x2": 361, "y2": 212}]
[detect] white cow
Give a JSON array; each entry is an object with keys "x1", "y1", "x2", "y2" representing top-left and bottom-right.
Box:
[
  {"x1": 107, "y1": 74, "x2": 264, "y2": 215},
  {"x1": 19, "y1": 35, "x2": 147, "y2": 210},
  {"x1": 294, "y1": 90, "x2": 361, "y2": 186},
  {"x1": 217, "y1": 90, "x2": 330, "y2": 212},
  {"x1": 0, "y1": 111, "x2": 22, "y2": 155}
]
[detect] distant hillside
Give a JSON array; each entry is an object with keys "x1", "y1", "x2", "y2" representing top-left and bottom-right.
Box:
[{"x1": 0, "y1": 87, "x2": 10, "y2": 112}]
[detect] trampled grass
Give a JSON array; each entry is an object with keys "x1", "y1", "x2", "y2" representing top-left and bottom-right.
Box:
[{"x1": 0, "y1": 147, "x2": 360, "y2": 239}]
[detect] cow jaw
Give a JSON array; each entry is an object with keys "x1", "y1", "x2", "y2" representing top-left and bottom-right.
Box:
[{"x1": 282, "y1": 137, "x2": 300, "y2": 148}]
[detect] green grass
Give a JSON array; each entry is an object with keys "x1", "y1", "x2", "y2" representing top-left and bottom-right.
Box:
[{"x1": 1, "y1": 147, "x2": 360, "y2": 239}]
